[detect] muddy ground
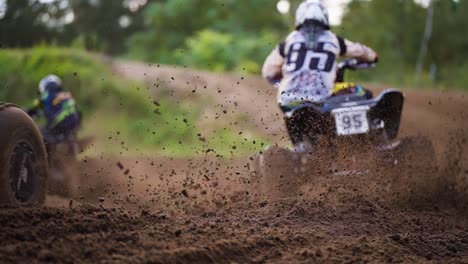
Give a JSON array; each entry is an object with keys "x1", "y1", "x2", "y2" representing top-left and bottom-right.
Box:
[{"x1": 1, "y1": 61, "x2": 468, "y2": 263}]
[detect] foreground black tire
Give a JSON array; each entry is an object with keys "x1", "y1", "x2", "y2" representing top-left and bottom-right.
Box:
[{"x1": 0, "y1": 104, "x2": 48, "y2": 205}]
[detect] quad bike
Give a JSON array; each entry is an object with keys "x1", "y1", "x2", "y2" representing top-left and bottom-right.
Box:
[
  {"x1": 43, "y1": 131, "x2": 81, "y2": 198},
  {"x1": 27, "y1": 112, "x2": 91, "y2": 198},
  {"x1": 252, "y1": 60, "x2": 440, "y2": 204},
  {"x1": 0, "y1": 103, "x2": 48, "y2": 206}
]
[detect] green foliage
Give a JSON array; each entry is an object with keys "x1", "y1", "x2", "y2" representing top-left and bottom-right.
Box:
[
  {"x1": 0, "y1": 46, "x2": 149, "y2": 115},
  {"x1": 0, "y1": 47, "x2": 268, "y2": 156},
  {"x1": 339, "y1": 0, "x2": 468, "y2": 89},
  {"x1": 0, "y1": 0, "x2": 53, "y2": 47},
  {"x1": 127, "y1": 0, "x2": 287, "y2": 73},
  {"x1": 1, "y1": 0, "x2": 144, "y2": 54},
  {"x1": 176, "y1": 30, "x2": 278, "y2": 73},
  {"x1": 180, "y1": 30, "x2": 235, "y2": 72},
  {"x1": 126, "y1": 0, "x2": 217, "y2": 63},
  {"x1": 64, "y1": 0, "x2": 145, "y2": 54},
  {"x1": 4, "y1": 0, "x2": 468, "y2": 89}
]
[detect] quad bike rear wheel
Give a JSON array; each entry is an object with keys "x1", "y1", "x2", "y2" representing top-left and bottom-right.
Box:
[{"x1": 0, "y1": 104, "x2": 48, "y2": 205}]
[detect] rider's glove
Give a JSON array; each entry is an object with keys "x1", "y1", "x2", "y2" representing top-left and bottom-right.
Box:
[
  {"x1": 373, "y1": 54, "x2": 379, "y2": 63},
  {"x1": 26, "y1": 108, "x2": 38, "y2": 117}
]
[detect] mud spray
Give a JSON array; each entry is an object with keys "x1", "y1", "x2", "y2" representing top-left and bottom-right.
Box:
[{"x1": 1, "y1": 64, "x2": 468, "y2": 263}]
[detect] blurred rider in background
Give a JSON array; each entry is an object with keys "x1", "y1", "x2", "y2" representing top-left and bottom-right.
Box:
[
  {"x1": 262, "y1": 0, "x2": 378, "y2": 149},
  {"x1": 27, "y1": 74, "x2": 81, "y2": 143}
]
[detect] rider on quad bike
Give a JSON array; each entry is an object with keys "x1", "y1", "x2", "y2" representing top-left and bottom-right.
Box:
[
  {"x1": 262, "y1": 0, "x2": 378, "y2": 151},
  {"x1": 256, "y1": 1, "x2": 438, "y2": 203},
  {"x1": 26, "y1": 74, "x2": 83, "y2": 197},
  {"x1": 27, "y1": 74, "x2": 81, "y2": 144}
]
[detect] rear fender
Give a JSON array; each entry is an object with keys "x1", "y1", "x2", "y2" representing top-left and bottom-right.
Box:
[
  {"x1": 282, "y1": 102, "x2": 323, "y2": 118},
  {"x1": 281, "y1": 89, "x2": 404, "y2": 140}
]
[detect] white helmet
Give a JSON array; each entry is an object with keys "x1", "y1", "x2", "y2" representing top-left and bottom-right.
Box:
[
  {"x1": 295, "y1": 0, "x2": 330, "y2": 29},
  {"x1": 39, "y1": 74, "x2": 62, "y2": 94}
]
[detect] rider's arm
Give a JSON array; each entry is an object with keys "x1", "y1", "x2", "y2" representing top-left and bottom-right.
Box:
[
  {"x1": 262, "y1": 42, "x2": 286, "y2": 85},
  {"x1": 26, "y1": 99, "x2": 43, "y2": 117},
  {"x1": 337, "y1": 36, "x2": 378, "y2": 63}
]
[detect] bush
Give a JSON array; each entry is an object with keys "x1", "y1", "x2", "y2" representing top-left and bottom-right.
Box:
[
  {"x1": 0, "y1": 46, "x2": 149, "y2": 115},
  {"x1": 0, "y1": 47, "x2": 268, "y2": 156},
  {"x1": 177, "y1": 30, "x2": 279, "y2": 74}
]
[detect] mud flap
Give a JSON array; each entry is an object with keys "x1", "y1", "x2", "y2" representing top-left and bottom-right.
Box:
[{"x1": 371, "y1": 90, "x2": 404, "y2": 141}]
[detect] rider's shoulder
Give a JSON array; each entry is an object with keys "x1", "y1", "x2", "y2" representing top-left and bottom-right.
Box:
[
  {"x1": 318, "y1": 30, "x2": 340, "y2": 41},
  {"x1": 286, "y1": 30, "x2": 337, "y2": 43},
  {"x1": 286, "y1": 31, "x2": 304, "y2": 42},
  {"x1": 278, "y1": 31, "x2": 304, "y2": 53}
]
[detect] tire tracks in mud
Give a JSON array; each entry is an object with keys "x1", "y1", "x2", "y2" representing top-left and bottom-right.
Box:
[{"x1": 1, "y1": 198, "x2": 468, "y2": 263}]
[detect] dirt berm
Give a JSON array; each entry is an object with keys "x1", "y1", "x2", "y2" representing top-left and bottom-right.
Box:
[{"x1": 0, "y1": 61, "x2": 467, "y2": 263}]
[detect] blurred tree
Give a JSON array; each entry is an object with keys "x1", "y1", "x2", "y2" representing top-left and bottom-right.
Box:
[
  {"x1": 339, "y1": 0, "x2": 426, "y2": 66},
  {"x1": 0, "y1": 0, "x2": 144, "y2": 54},
  {"x1": 429, "y1": 0, "x2": 468, "y2": 85},
  {"x1": 2, "y1": 0, "x2": 468, "y2": 86},
  {"x1": 0, "y1": 0, "x2": 55, "y2": 47},
  {"x1": 63, "y1": 0, "x2": 145, "y2": 54},
  {"x1": 127, "y1": 0, "x2": 287, "y2": 63},
  {"x1": 338, "y1": 0, "x2": 468, "y2": 86},
  {"x1": 176, "y1": 29, "x2": 279, "y2": 73},
  {"x1": 430, "y1": 0, "x2": 467, "y2": 65},
  {"x1": 127, "y1": 0, "x2": 216, "y2": 62}
]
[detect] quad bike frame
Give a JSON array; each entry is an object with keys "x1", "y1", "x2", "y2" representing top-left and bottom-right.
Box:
[
  {"x1": 251, "y1": 60, "x2": 440, "y2": 204},
  {"x1": 282, "y1": 89, "x2": 404, "y2": 146}
]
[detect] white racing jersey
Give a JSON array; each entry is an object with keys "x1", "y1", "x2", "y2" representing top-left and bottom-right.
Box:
[{"x1": 262, "y1": 30, "x2": 377, "y2": 106}]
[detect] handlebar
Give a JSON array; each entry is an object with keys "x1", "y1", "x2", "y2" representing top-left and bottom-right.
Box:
[
  {"x1": 337, "y1": 59, "x2": 376, "y2": 70},
  {"x1": 336, "y1": 59, "x2": 377, "y2": 83}
]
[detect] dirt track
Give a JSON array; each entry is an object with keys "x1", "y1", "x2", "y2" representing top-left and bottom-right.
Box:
[{"x1": 1, "y1": 61, "x2": 468, "y2": 263}]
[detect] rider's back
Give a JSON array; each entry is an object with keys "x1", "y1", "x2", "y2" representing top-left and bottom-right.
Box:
[
  {"x1": 262, "y1": 0, "x2": 377, "y2": 106},
  {"x1": 279, "y1": 29, "x2": 342, "y2": 104},
  {"x1": 263, "y1": 27, "x2": 377, "y2": 106},
  {"x1": 36, "y1": 82, "x2": 79, "y2": 130}
]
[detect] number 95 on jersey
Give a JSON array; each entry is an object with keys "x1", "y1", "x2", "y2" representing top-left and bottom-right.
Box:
[{"x1": 332, "y1": 106, "x2": 370, "y2": 136}]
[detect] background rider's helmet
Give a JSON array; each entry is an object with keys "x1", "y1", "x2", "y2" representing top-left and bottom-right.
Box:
[
  {"x1": 38, "y1": 74, "x2": 63, "y2": 94},
  {"x1": 295, "y1": 0, "x2": 330, "y2": 30}
]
